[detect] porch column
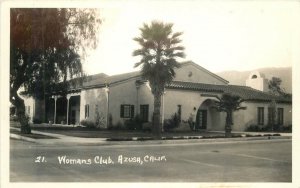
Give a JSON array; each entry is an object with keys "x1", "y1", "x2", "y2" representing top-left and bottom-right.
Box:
[
  {"x1": 161, "y1": 90, "x2": 166, "y2": 132},
  {"x1": 105, "y1": 86, "x2": 110, "y2": 129},
  {"x1": 53, "y1": 96, "x2": 58, "y2": 124},
  {"x1": 136, "y1": 84, "x2": 140, "y2": 115},
  {"x1": 66, "y1": 95, "x2": 71, "y2": 125}
]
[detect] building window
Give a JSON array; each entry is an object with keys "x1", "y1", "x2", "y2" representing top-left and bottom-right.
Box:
[
  {"x1": 124, "y1": 106, "x2": 131, "y2": 117},
  {"x1": 120, "y1": 105, "x2": 134, "y2": 118},
  {"x1": 177, "y1": 105, "x2": 182, "y2": 121},
  {"x1": 257, "y1": 107, "x2": 264, "y2": 125},
  {"x1": 277, "y1": 108, "x2": 284, "y2": 125},
  {"x1": 251, "y1": 75, "x2": 257, "y2": 79},
  {"x1": 85, "y1": 104, "x2": 89, "y2": 118},
  {"x1": 268, "y1": 107, "x2": 275, "y2": 125},
  {"x1": 140, "y1": 105, "x2": 149, "y2": 122}
]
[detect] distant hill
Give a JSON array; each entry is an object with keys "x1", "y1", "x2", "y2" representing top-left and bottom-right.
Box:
[{"x1": 216, "y1": 67, "x2": 292, "y2": 93}]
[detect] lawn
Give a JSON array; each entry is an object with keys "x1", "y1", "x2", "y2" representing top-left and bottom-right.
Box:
[
  {"x1": 10, "y1": 121, "x2": 280, "y2": 140},
  {"x1": 32, "y1": 129, "x2": 230, "y2": 138},
  {"x1": 11, "y1": 120, "x2": 229, "y2": 138}
]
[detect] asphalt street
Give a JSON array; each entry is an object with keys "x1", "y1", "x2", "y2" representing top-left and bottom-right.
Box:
[{"x1": 10, "y1": 139, "x2": 291, "y2": 182}]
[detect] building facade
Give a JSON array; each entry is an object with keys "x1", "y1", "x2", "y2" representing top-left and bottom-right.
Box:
[{"x1": 22, "y1": 61, "x2": 292, "y2": 131}]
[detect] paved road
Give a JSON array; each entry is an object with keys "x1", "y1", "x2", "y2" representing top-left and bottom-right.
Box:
[{"x1": 10, "y1": 139, "x2": 291, "y2": 182}]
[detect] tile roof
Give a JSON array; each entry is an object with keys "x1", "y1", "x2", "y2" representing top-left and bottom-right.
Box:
[
  {"x1": 64, "y1": 64, "x2": 291, "y2": 104},
  {"x1": 85, "y1": 73, "x2": 108, "y2": 81},
  {"x1": 167, "y1": 81, "x2": 291, "y2": 103},
  {"x1": 81, "y1": 61, "x2": 228, "y2": 89},
  {"x1": 82, "y1": 71, "x2": 141, "y2": 89}
]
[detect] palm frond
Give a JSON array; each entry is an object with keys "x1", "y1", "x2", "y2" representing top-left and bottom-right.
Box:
[
  {"x1": 172, "y1": 32, "x2": 183, "y2": 39},
  {"x1": 171, "y1": 52, "x2": 186, "y2": 58},
  {"x1": 134, "y1": 61, "x2": 144, "y2": 68},
  {"x1": 133, "y1": 37, "x2": 144, "y2": 45},
  {"x1": 133, "y1": 20, "x2": 185, "y2": 89}
]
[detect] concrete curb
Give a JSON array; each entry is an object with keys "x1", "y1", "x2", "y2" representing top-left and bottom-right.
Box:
[
  {"x1": 92, "y1": 136, "x2": 292, "y2": 145},
  {"x1": 10, "y1": 133, "x2": 36, "y2": 143},
  {"x1": 10, "y1": 127, "x2": 72, "y2": 139},
  {"x1": 10, "y1": 130, "x2": 292, "y2": 146}
]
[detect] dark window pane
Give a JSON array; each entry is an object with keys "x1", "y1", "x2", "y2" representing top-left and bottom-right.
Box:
[{"x1": 140, "y1": 105, "x2": 149, "y2": 122}]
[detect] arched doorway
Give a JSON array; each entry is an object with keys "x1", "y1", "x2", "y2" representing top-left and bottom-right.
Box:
[
  {"x1": 196, "y1": 99, "x2": 220, "y2": 130},
  {"x1": 196, "y1": 109, "x2": 207, "y2": 129}
]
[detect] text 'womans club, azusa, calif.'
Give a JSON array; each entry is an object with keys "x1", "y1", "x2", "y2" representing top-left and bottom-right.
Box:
[{"x1": 34, "y1": 155, "x2": 167, "y2": 166}]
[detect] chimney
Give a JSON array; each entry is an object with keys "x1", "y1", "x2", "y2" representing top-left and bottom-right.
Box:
[{"x1": 246, "y1": 71, "x2": 269, "y2": 92}]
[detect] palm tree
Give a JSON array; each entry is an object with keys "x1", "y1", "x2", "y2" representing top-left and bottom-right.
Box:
[
  {"x1": 133, "y1": 21, "x2": 185, "y2": 139},
  {"x1": 268, "y1": 77, "x2": 286, "y2": 96},
  {"x1": 268, "y1": 77, "x2": 288, "y2": 131},
  {"x1": 213, "y1": 93, "x2": 246, "y2": 138}
]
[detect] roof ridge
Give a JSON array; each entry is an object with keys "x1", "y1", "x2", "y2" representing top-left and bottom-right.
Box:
[
  {"x1": 170, "y1": 80, "x2": 227, "y2": 87},
  {"x1": 99, "y1": 70, "x2": 141, "y2": 78},
  {"x1": 180, "y1": 61, "x2": 229, "y2": 84}
]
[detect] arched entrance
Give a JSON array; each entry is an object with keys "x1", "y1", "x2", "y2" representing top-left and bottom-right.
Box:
[
  {"x1": 196, "y1": 99, "x2": 220, "y2": 130},
  {"x1": 196, "y1": 109, "x2": 207, "y2": 129}
]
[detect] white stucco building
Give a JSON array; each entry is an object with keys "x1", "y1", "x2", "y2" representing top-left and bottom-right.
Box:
[{"x1": 22, "y1": 61, "x2": 292, "y2": 131}]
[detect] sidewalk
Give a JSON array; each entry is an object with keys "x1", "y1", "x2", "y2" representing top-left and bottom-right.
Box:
[
  {"x1": 10, "y1": 127, "x2": 292, "y2": 146},
  {"x1": 211, "y1": 130, "x2": 292, "y2": 137},
  {"x1": 10, "y1": 127, "x2": 107, "y2": 145}
]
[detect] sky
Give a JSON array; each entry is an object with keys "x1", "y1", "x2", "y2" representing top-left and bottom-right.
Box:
[{"x1": 82, "y1": 0, "x2": 298, "y2": 76}]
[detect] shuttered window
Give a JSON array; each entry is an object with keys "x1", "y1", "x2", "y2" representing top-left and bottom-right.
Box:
[
  {"x1": 277, "y1": 108, "x2": 284, "y2": 125},
  {"x1": 257, "y1": 107, "x2": 264, "y2": 125},
  {"x1": 120, "y1": 104, "x2": 134, "y2": 118},
  {"x1": 268, "y1": 107, "x2": 275, "y2": 125},
  {"x1": 140, "y1": 105, "x2": 149, "y2": 122}
]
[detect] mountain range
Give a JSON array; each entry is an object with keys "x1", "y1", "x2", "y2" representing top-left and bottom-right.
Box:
[{"x1": 216, "y1": 67, "x2": 292, "y2": 93}]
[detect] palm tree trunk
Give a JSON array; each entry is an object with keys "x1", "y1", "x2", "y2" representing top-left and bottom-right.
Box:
[
  {"x1": 225, "y1": 110, "x2": 232, "y2": 138},
  {"x1": 153, "y1": 92, "x2": 162, "y2": 139}
]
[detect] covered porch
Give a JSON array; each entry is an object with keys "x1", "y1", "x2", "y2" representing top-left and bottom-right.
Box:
[{"x1": 46, "y1": 92, "x2": 81, "y2": 125}]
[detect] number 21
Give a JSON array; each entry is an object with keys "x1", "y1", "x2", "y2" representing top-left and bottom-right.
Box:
[{"x1": 35, "y1": 156, "x2": 45, "y2": 163}]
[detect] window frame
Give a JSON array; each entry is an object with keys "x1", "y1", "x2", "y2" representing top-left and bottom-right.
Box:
[
  {"x1": 120, "y1": 104, "x2": 134, "y2": 118},
  {"x1": 177, "y1": 104, "x2": 182, "y2": 121},
  {"x1": 257, "y1": 107, "x2": 264, "y2": 125},
  {"x1": 140, "y1": 104, "x2": 149, "y2": 122},
  {"x1": 277, "y1": 108, "x2": 284, "y2": 125},
  {"x1": 268, "y1": 107, "x2": 275, "y2": 125}
]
